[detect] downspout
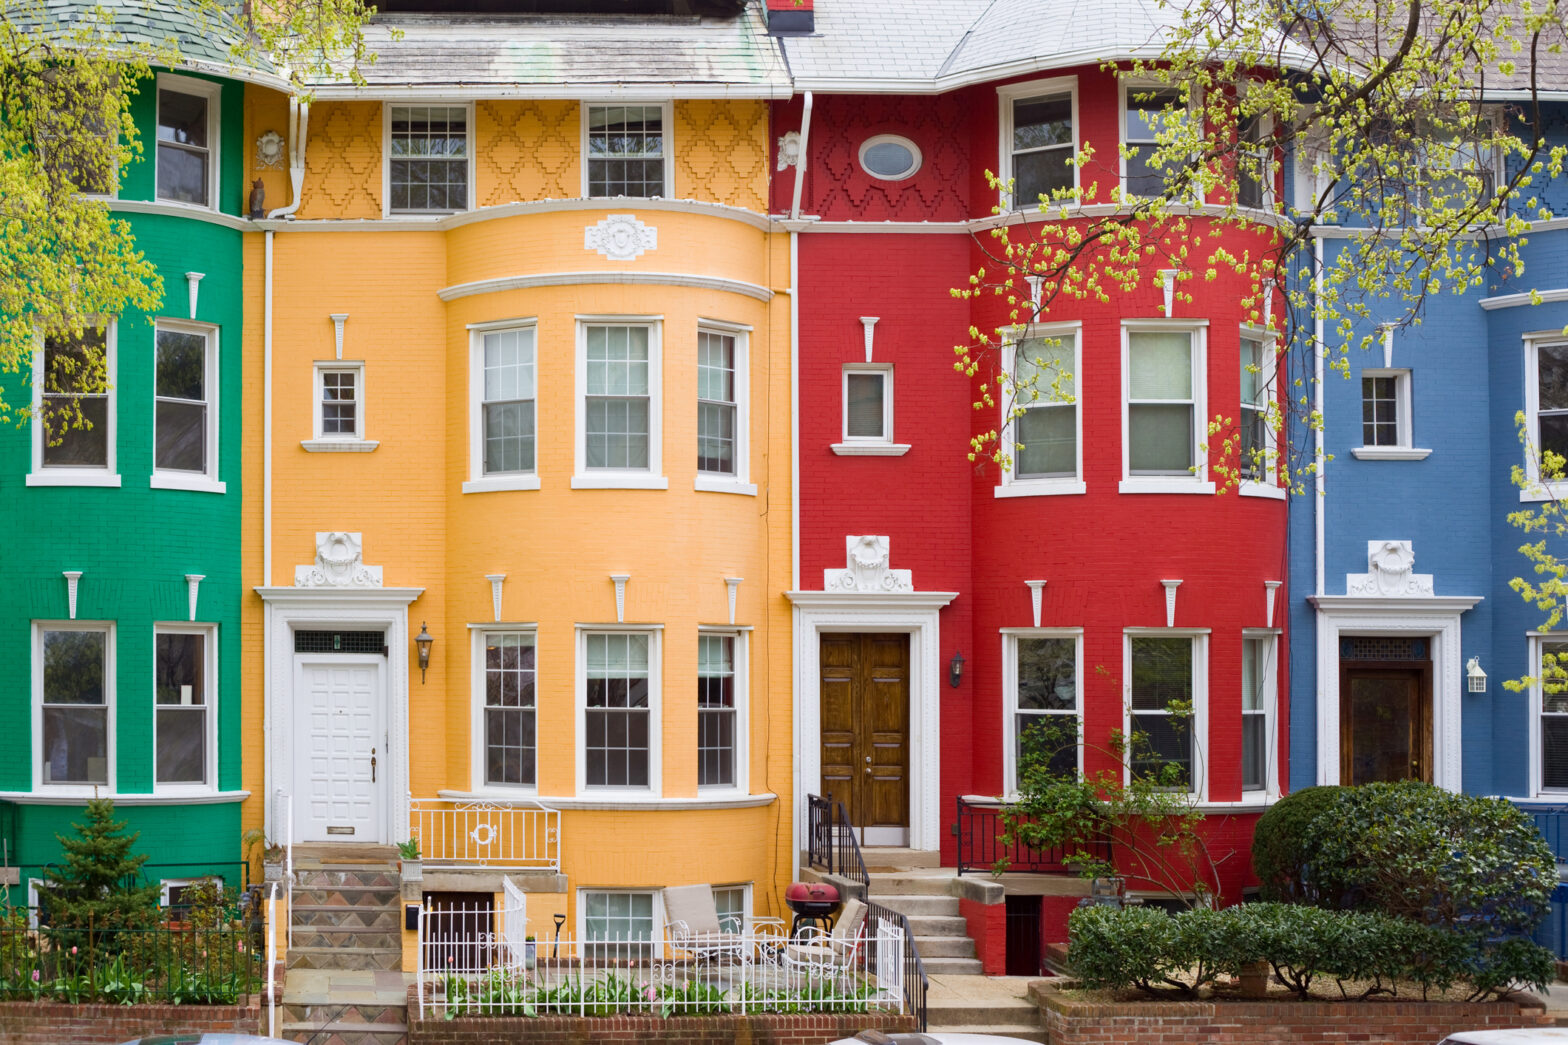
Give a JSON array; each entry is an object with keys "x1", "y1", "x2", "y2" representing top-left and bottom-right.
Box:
[
  {"x1": 789, "y1": 91, "x2": 813, "y2": 222},
  {"x1": 263, "y1": 96, "x2": 308, "y2": 585},
  {"x1": 266, "y1": 96, "x2": 308, "y2": 221},
  {"x1": 1313, "y1": 234, "x2": 1325, "y2": 598}
]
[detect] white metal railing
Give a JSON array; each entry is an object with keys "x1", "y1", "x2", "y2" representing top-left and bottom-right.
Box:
[
  {"x1": 273, "y1": 788, "x2": 295, "y2": 952},
  {"x1": 266, "y1": 880, "x2": 279, "y2": 1039},
  {"x1": 415, "y1": 889, "x2": 906, "y2": 1020},
  {"x1": 409, "y1": 797, "x2": 560, "y2": 871}
]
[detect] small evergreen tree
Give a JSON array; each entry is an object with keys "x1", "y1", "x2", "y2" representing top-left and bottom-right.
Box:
[{"x1": 46, "y1": 799, "x2": 159, "y2": 931}]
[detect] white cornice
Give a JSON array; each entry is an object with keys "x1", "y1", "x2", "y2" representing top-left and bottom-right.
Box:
[
  {"x1": 786, "y1": 590, "x2": 959, "y2": 610},
  {"x1": 440, "y1": 270, "x2": 774, "y2": 303},
  {"x1": 303, "y1": 83, "x2": 792, "y2": 102},
  {"x1": 1479, "y1": 288, "x2": 1568, "y2": 311},
  {"x1": 109, "y1": 199, "x2": 255, "y2": 231},
  {"x1": 257, "y1": 196, "x2": 774, "y2": 233},
  {"x1": 1308, "y1": 595, "x2": 1482, "y2": 612},
  {"x1": 255, "y1": 585, "x2": 426, "y2": 605},
  {"x1": 0, "y1": 790, "x2": 250, "y2": 806}
]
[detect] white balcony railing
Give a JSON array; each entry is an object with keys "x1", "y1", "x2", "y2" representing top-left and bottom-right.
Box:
[{"x1": 409, "y1": 798, "x2": 561, "y2": 872}]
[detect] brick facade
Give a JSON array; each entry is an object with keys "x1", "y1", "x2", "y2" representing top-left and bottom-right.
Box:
[
  {"x1": 405, "y1": 1008, "x2": 918, "y2": 1044},
  {"x1": 0, "y1": 999, "x2": 259, "y2": 1045}
]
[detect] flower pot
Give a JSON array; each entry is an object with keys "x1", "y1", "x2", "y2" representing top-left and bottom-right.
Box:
[
  {"x1": 401, "y1": 858, "x2": 423, "y2": 883},
  {"x1": 525, "y1": 940, "x2": 537, "y2": 970},
  {"x1": 263, "y1": 860, "x2": 283, "y2": 883}
]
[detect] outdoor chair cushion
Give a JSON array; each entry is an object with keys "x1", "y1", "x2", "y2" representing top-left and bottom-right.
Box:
[
  {"x1": 833, "y1": 898, "x2": 867, "y2": 941},
  {"x1": 785, "y1": 941, "x2": 838, "y2": 964},
  {"x1": 663, "y1": 884, "x2": 722, "y2": 935}
]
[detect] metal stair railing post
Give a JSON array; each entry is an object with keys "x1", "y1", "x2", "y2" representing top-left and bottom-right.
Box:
[{"x1": 830, "y1": 798, "x2": 869, "y2": 890}]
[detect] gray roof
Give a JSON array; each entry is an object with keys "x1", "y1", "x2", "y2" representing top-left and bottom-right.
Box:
[
  {"x1": 307, "y1": 1, "x2": 791, "y2": 96},
  {"x1": 29, "y1": 0, "x2": 282, "y2": 82}
]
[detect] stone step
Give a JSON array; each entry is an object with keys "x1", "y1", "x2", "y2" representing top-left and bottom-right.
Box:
[
  {"x1": 865, "y1": 871, "x2": 956, "y2": 895},
  {"x1": 291, "y1": 928, "x2": 403, "y2": 951},
  {"x1": 927, "y1": 993, "x2": 1041, "y2": 1027},
  {"x1": 292, "y1": 905, "x2": 402, "y2": 930},
  {"x1": 868, "y1": 894, "x2": 958, "y2": 918},
  {"x1": 283, "y1": 1000, "x2": 408, "y2": 1027},
  {"x1": 927, "y1": 1025, "x2": 1044, "y2": 1043},
  {"x1": 294, "y1": 868, "x2": 400, "y2": 890},
  {"x1": 860, "y1": 847, "x2": 941, "y2": 871},
  {"x1": 920, "y1": 956, "x2": 984, "y2": 975},
  {"x1": 282, "y1": 1020, "x2": 407, "y2": 1044},
  {"x1": 899, "y1": 914, "x2": 969, "y2": 937},
  {"x1": 294, "y1": 886, "x2": 401, "y2": 909},
  {"x1": 912, "y1": 935, "x2": 977, "y2": 958},
  {"x1": 287, "y1": 946, "x2": 402, "y2": 972}
]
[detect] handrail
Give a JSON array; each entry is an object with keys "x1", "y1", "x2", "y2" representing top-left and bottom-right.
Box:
[
  {"x1": 866, "y1": 900, "x2": 929, "y2": 1031},
  {"x1": 805, "y1": 793, "x2": 868, "y2": 889},
  {"x1": 266, "y1": 880, "x2": 279, "y2": 1040},
  {"x1": 956, "y1": 794, "x2": 1110, "y2": 875}
]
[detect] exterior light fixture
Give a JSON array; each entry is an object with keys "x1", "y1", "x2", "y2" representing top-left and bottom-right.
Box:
[
  {"x1": 949, "y1": 650, "x2": 965, "y2": 689},
  {"x1": 415, "y1": 622, "x2": 433, "y2": 683},
  {"x1": 1466, "y1": 656, "x2": 1487, "y2": 694}
]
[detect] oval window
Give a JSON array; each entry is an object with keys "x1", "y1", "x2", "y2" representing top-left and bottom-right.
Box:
[{"x1": 858, "y1": 135, "x2": 922, "y2": 181}]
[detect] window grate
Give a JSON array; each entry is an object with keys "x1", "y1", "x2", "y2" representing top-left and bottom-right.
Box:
[
  {"x1": 294, "y1": 630, "x2": 386, "y2": 655},
  {"x1": 1340, "y1": 637, "x2": 1428, "y2": 661}
]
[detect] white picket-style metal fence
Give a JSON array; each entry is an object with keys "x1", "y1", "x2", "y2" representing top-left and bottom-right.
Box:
[{"x1": 409, "y1": 797, "x2": 560, "y2": 871}]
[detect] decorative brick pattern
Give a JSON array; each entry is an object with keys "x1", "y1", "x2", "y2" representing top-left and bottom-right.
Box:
[
  {"x1": 793, "y1": 94, "x2": 971, "y2": 221},
  {"x1": 674, "y1": 99, "x2": 768, "y2": 211},
  {"x1": 0, "y1": 1000, "x2": 259, "y2": 1044},
  {"x1": 476, "y1": 100, "x2": 579, "y2": 205},
  {"x1": 300, "y1": 101, "x2": 383, "y2": 219}
]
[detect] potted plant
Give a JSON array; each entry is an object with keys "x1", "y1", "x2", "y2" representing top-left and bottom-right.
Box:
[
  {"x1": 525, "y1": 935, "x2": 537, "y2": 970},
  {"x1": 242, "y1": 828, "x2": 286, "y2": 882},
  {"x1": 397, "y1": 838, "x2": 422, "y2": 882}
]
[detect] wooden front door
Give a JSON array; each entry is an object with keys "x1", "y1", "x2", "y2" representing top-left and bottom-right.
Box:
[
  {"x1": 1340, "y1": 662, "x2": 1432, "y2": 785},
  {"x1": 820, "y1": 633, "x2": 910, "y2": 843}
]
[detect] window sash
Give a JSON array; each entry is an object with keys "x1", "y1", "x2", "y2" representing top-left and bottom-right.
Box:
[
  {"x1": 1124, "y1": 88, "x2": 1185, "y2": 197},
  {"x1": 587, "y1": 105, "x2": 666, "y2": 198},
  {"x1": 154, "y1": 328, "x2": 210, "y2": 474},
  {"x1": 1361, "y1": 376, "x2": 1400, "y2": 446},
  {"x1": 156, "y1": 88, "x2": 210, "y2": 207},
  {"x1": 40, "y1": 331, "x2": 110, "y2": 469},
  {"x1": 320, "y1": 371, "x2": 358, "y2": 437},
  {"x1": 585, "y1": 633, "x2": 651, "y2": 788},
  {"x1": 844, "y1": 371, "x2": 888, "y2": 440},
  {"x1": 1128, "y1": 636, "x2": 1195, "y2": 789},
  {"x1": 389, "y1": 106, "x2": 469, "y2": 213},
  {"x1": 713, "y1": 886, "x2": 746, "y2": 933},
  {"x1": 698, "y1": 332, "x2": 737, "y2": 476},
  {"x1": 1127, "y1": 331, "x2": 1197, "y2": 475},
  {"x1": 40, "y1": 629, "x2": 109, "y2": 786},
  {"x1": 585, "y1": 891, "x2": 654, "y2": 959},
  {"x1": 1542, "y1": 642, "x2": 1568, "y2": 790},
  {"x1": 698, "y1": 635, "x2": 736, "y2": 788},
  {"x1": 484, "y1": 633, "x2": 536, "y2": 787},
  {"x1": 1011, "y1": 93, "x2": 1074, "y2": 203}
]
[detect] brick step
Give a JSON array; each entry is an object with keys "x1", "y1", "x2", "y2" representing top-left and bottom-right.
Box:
[
  {"x1": 282, "y1": 1020, "x2": 407, "y2": 1045},
  {"x1": 291, "y1": 928, "x2": 403, "y2": 951},
  {"x1": 920, "y1": 957, "x2": 984, "y2": 975},
  {"x1": 867, "y1": 894, "x2": 959, "y2": 917},
  {"x1": 896, "y1": 914, "x2": 969, "y2": 937},
  {"x1": 291, "y1": 905, "x2": 402, "y2": 930},
  {"x1": 286, "y1": 946, "x2": 402, "y2": 972},
  {"x1": 911, "y1": 934, "x2": 977, "y2": 958}
]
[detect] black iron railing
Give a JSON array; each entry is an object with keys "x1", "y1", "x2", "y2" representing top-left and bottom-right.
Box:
[
  {"x1": 955, "y1": 795, "x2": 1110, "y2": 876},
  {"x1": 865, "y1": 900, "x2": 929, "y2": 1031},
  {"x1": 805, "y1": 793, "x2": 869, "y2": 888}
]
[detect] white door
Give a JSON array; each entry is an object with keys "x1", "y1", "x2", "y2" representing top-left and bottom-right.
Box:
[{"x1": 294, "y1": 656, "x2": 384, "y2": 843}]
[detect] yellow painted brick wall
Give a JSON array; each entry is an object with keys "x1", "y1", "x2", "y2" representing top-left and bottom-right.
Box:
[
  {"x1": 298, "y1": 101, "x2": 382, "y2": 219},
  {"x1": 244, "y1": 87, "x2": 293, "y2": 216},
  {"x1": 476, "y1": 100, "x2": 580, "y2": 205},
  {"x1": 673, "y1": 100, "x2": 768, "y2": 211}
]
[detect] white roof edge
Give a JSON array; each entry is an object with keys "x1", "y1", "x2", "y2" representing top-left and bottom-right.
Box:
[{"x1": 304, "y1": 82, "x2": 793, "y2": 100}]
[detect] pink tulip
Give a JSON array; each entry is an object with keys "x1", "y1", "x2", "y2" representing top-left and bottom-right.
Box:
[
  {"x1": 31, "y1": 970, "x2": 39, "y2": 982},
  {"x1": 70, "y1": 947, "x2": 77, "y2": 956}
]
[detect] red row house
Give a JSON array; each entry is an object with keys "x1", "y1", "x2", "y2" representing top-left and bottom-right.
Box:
[{"x1": 771, "y1": 0, "x2": 1289, "y2": 971}]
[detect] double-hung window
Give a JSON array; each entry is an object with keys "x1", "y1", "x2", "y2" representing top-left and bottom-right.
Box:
[
  {"x1": 1005, "y1": 632, "x2": 1081, "y2": 793},
  {"x1": 36, "y1": 69, "x2": 117, "y2": 197},
  {"x1": 156, "y1": 76, "x2": 218, "y2": 209},
  {"x1": 585, "y1": 104, "x2": 668, "y2": 198},
  {"x1": 388, "y1": 105, "x2": 470, "y2": 214},
  {"x1": 1238, "y1": 331, "x2": 1283, "y2": 488},
  {"x1": 698, "y1": 632, "x2": 743, "y2": 790},
  {"x1": 1123, "y1": 86, "x2": 1186, "y2": 198},
  {"x1": 999, "y1": 326, "x2": 1081, "y2": 495},
  {"x1": 583, "y1": 631, "x2": 655, "y2": 790},
  {"x1": 713, "y1": 885, "x2": 749, "y2": 933},
  {"x1": 37, "y1": 624, "x2": 112, "y2": 788},
  {"x1": 307, "y1": 361, "x2": 374, "y2": 451},
  {"x1": 1537, "y1": 638, "x2": 1568, "y2": 793},
  {"x1": 1525, "y1": 339, "x2": 1568, "y2": 496},
  {"x1": 153, "y1": 323, "x2": 220, "y2": 489},
  {"x1": 480, "y1": 631, "x2": 536, "y2": 788},
  {"x1": 575, "y1": 322, "x2": 664, "y2": 488},
  {"x1": 1126, "y1": 633, "x2": 1205, "y2": 795},
  {"x1": 1122, "y1": 324, "x2": 1210, "y2": 492},
  {"x1": 833, "y1": 365, "x2": 908, "y2": 455},
  {"x1": 1414, "y1": 112, "x2": 1501, "y2": 214},
  {"x1": 697, "y1": 331, "x2": 737, "y2": 477},
  {"x1": 34, "y1": 326, "x2": 115, "y2": 484},
  {"x1": 155, "y1": 627, "x2": 213, "y2": 788},
  {"x1": 1241, "y1": 634, "x2": 1277, "y2": 795},
  {"x1": 1000, "y1": 80, "x2": 1076, "y2": 208},
  {"x1": 482, "y1": 327, "x2": 537, "y2": 475},
  {"x1": 1235, "y1": 113, "x2": 1272, "y2": 210},
  {"x1": 583, "y1": 890, "x2": 656, "y2": 961}
]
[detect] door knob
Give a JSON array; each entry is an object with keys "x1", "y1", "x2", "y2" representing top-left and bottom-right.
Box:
[{"x1": 371, "y1": 746, "x2": 378, "y2": 783}]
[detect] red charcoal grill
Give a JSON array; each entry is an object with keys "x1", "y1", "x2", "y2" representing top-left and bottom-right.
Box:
[{"x1": 784, "y1": 881, "x2": 841, "y2": 938}]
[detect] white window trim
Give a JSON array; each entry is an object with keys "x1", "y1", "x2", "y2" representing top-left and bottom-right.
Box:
[
  {"x1": 382, "y1": 101, "x2": 475, "y2": 218},
  {"x1": 308, "y1": 360, "x2": 372, "y2": 450},
  {"x1": 1000, "y1": 628, "x2": 1084, "y2": 797},
  {"x1": 33, "y1": 620, "x2": 116, "y2": 795},
  {"x1": 1240, "y1": 628, "x2": 1280, "y2": 798},
  {"x1": 1234, "y1": 98, "x2": 1277, "y2": 214},
  {"x1": 466, "y1": 320, "x2": 539, "y2": 491},
  {"x1": 1414, "y1": 109, "x2": 1506, "y2": 215},
  {"x1": 471, "y1": 626, "x2": 540, "y2": 796},
  {"x1": 578, "y1": 887, "x2": 663, "y2": 949},
  {"x1": 1238, "y1": 326, "x2": 1283, "y2": 494},
  {"x1": 1122, "y1": 628, "x2": 1209, "y2": 800},
  {"x1": 581, "y1": 101, "x2": 674, "y2": 199},
  {"x1": 1119, "y1": 78, "x2": 1200, "y2": 203},
  {"x1": 1351, "y1": 367, "x2": 1432, "y2": 460},
  {"x1": 997, "y1": 75, "x2": 1080, "y2": 211},
  {"x1": 27, "y1": 878, "x2": 57, "y2": 928},
  {"x1": 29, "y1": 322, "x2": 120, "y2": 487},
  {"x1": 997, "y1": 321, "x2": 1085, "y2": 497},
  {"x1": 695, "y1": 320, "x2": 754, "y2": 495},
  {"x1": 576, "y1": 624, "x2": 663, "y2": 794},
  {"x1": 835, "y1": 363, "x2": 909, "y2": 455},
  {"x1": 710, "y1": 882, "x2": 753, "y2": 933},
  {"x1": 697, "y1": 627, "x2": 749, "y2": 794},
  {"x1": 151, "y1": 319, "x2": 223, "y2": 492},
  {"x1": 858, "y1": 135, "x2": 923, "y2": 181},
  {"x1": 1120, "y1": 320, "x2": 1214, "y2": 494},
  {"x1": 1522, "y1": 335, "x2": 1568, "y2": 501},
  {"x1": 152, "y1": 622, "x2": 218, "y2": 795},
  {"x1": 1529, "y1": 633, "x2": 1568, "y2": 797},
  {"x1": 572, "y1": 316, "x2": 666, "y2": 490},
  {"x1": 159, "y1": 876, "x2": 222, "y2": 908},
  {"x1": 154, "y1": 73, "x2": 221, "y2": 213}
]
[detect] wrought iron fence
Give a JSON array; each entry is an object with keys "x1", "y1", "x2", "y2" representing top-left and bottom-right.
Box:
[
  {"x1": 410, "y1": 798, "x2": 560, "y2": 871},
  {"x1": 864, "y1": 900, "x2": 928, "y2": 1031},
  {"x1": 804, "y1": 794, "x2": 869, "y2": 888},
  {"x1": 955, "y1": 795, "x2": 1111, "y2": 876}
]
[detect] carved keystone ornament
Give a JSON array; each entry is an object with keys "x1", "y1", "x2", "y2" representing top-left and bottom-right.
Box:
[
  {"x1": 295, "y1": 531, "x2": 384, "y2": 588},
  {"x1": 585, "y1": 214, "x2": 657, "y2": 261},
  {"x1": 824, "y1": 535, "x2": 913, "y2": 593},
  {"x1": 1345, "y1": 540, "x2": 1434, "y2": 598}
]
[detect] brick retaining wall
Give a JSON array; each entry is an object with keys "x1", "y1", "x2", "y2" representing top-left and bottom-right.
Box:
[
  {"x1": 1034, "y1": 980, "x2": 1552, "y2": 1044},
  {"x1": 406, "y1": 1005, "x2": 917, "y2": 1044},
  {"x1": 0, "y1": 999, "x2": 260, "y2": 1044}
]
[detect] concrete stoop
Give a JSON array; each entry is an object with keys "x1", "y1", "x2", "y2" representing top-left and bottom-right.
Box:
[
  {"x1": 865, "y1": 863, "x2": 984, "y2": 977},
  {"x1": 280, "y1": 969, "x2": 410, "y2": 1045},
  {"x1": 925, "y1": 973, "x2": 1047, "y2": 1042}
]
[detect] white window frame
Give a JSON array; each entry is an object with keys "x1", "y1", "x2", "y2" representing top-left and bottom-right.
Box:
[
  {"x1": 575, "y1": 625, "x2": 663, "y2": 794},
  {"x1": 465, "y1": 319, "x2": 539, "y2": 492},
  {"x1": 694, "y1": 320, "x2": 755, "y2": 495},
  {"x1": 997, "y1": 76, "x2": 1079, "y2": 210},
  {"x1": 28, "y1": 322, "x2": 120, "y2": 488},
  {"x1": 383, "y1": 101, "x2": 475, "y2": 218},
  {"x1": 578, "y1": 888, "x2": 663, "y2": 954},
  {"x1": 1120, "y1": 320, "x2": 1213, "y2": 494},
  {"x1": 997, "y1": 321, "x2": 1084, "y2": 497},
  {"x1": 1001, "y1": 628, "x2": 1084, "y2": 796},
  {"x1": 1119, "y1": 79, "x2": 1199, "y2": 202},
  {"x1": 304, "y1": 360, "x2": 377, "y2": 452},
  {"x1": 1238, "y1": 327, "x2": 1286, "y2": 498},
  {"x1": 1529, "y1": 633, "x2": 1568, "y2": 796},
  {"x1": 1123, "y1": 628, "x2": 1209, "y2": 800},
  {"x1": 572, "y1": 317, "x2": 665, "y2": 490},
  {"x1": 470, "y1": 626, "x2": 540, "y2": 795},
  {"x1": 154, "y1": 73, "x2": 221, "y2": 212},
  {"x1": 1240, "y1": 629, "x2": 1280, "y2": 798},
  {"x1": 710, "y1": 882, "x2": 753, "y2": 933},
  {"x1": 35, "y1": 67, "x2": 119, "y2": 201},
  {"x1": 1522, "y1": 335, "x2": 1568, "y2": 501},
  {"x1": 1352, "y1": 367, "x2": 1430, "y2": 460},
  {"x1": 858, "y1": 135, "x2": 922, "y2": 181},
  {"x1": 834, "y1": 364, "x2": 909, "y2": 456},
  {"x1": 581, "y1": 101, "x2": 674, "y2": 199},
  {"x1": 27, "y1": 878, "x2": 57, "y2": 928},
  {"x1": 152, "y1": 622, "x2": 218, "y2": 795},
  {"x1": 150, "y1": 320, "x2": 224, "y2": 493},
  {"x1": 1234, "y1": 99, "x2": 1276, "y2": 213},
  {"x1": 33, "y1": 620, "x2": 116, "y2": 795},
  {"x1": 696, "y1": 627, "x2": 749, "y2": 793},
  {"x1": 1413, "y1": 109, "x2": 1505, "y2": 216}
]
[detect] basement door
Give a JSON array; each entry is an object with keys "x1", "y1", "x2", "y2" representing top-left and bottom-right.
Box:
[
  {"x1": 820, "y1": 633, "x2": 910, "y2": 846},
  {"x1": 293, "y1": 655, "x2": 386, "y2": 843}
]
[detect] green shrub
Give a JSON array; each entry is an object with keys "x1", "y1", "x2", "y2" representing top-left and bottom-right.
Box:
[{"x1": 1251, "y1": 786, "x2": 1347, "y2": 905}]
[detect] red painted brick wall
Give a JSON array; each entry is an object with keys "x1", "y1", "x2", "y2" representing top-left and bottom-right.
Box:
[
  {"x1": 959, "y1": 897, "x2": 1008, "y2": 975},
  {"x1": 406, "y1": 1010, "x2": 918, "y2": 1044},
  {"x1": 0, "y1": 1000, "x2": 259, "y2": 1044}
]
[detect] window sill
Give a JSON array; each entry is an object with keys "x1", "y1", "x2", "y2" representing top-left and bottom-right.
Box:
[
  {"x1": 694, "y1": 476, "x2": 758, "y2": 496},
  {"x1": 1350, "y1": 446, "x2": 1432, "y2": 461},
  {"x1": 439, "y1": 789, "x2": 778, "y2": 812},
  {"x1": 831, "y1": 443, "x2": 911, "y2": 456},
  {"x1": 302, "y1": 439, "x2": 379, "y2": 453},
  {"x1": 27, "y1": 471, "x2": 121, "y2": 488},
  {"x1": 1239, "y1": 482, "x2": 1287, "y2": 500},
  {"x1": 463, "y1": 475, "x2": 541, "y2": 494},
  {"x1": 150, "y1": 473, "x2": 227, "y2": 494},
  {"x1": 994, "y1": 479, "x2": 1086, "y2": 498},
  {"x1": 571, "y1": 473, "x2": 669, "y2": 490},
  {"x1": 0, "y1": 788, "x2": 248, "y2": 806},
  {"x1": 153, "y1": 196, "x2": 219, "y2": 215},
  {"x1": 1118, "y1": 478, "x2": 1216, "y2": 495},
  {"x1": 1520, "y1": 484, "x2": 1568, "y2": 503}
]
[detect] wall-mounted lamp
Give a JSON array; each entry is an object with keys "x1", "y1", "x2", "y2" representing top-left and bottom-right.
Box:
[
  {"x1": 949, "y1": 650, "x2": 965, "y2": 689},
  {"x1": 1467, "y1": 656, "x2": 1487, "y2": 694},
  {"x1": 415, "y1": 622, "x2": 434, "y2": 683}
]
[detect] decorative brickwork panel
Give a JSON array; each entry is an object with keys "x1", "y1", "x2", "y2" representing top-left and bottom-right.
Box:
[
  {"x1": 477, "y1": 100, "x2": 579, "y2": 206},
  {"x1": 803, "y1": 95, "x2": 971, "y2": 222},
  {"x1": 674, "y1": 100, "x2": 768, "y2": 212},
  {"x1": 300, "y1": 101, "x2": 383, "y2": 219},
  {"x1": 0, "y1": 1000, "x2": 259, "y2": 1045}
]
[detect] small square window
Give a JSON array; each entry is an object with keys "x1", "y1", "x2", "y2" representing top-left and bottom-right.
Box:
[
  {"x1": 712, "y1": 885, "x2": 747, "y2": 933},
  {"x1": 1359, "y1": 369, "x2": 1412, "y2": 450},
  {"x1": 841, "y1": 366, "x2": 895, "y2": 444},
  {"x1": 321, "y1": 370, "x2": 359, "y2": 436}
]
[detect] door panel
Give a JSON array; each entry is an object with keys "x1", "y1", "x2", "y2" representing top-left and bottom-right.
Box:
[
  {"x1": 1341, "y1": 663, "x2": 1430, "y2": 785},
  {"x1": 296, "y1": 658, "x2": 383, "y2": 842},
  {"x1": 819, "y1": 634, "x2": 909, "y2": 832}
]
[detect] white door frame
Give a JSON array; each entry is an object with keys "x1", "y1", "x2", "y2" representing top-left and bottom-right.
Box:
[
  {"x1": 293, "y1": 653, "x2": 386, "y2": 843},
  {"x1": 787, "y1": 589, "x2": 957, "y2": 855},
  {"x1": 258, "y1": 586, "x2": 423, "y2": 846}
]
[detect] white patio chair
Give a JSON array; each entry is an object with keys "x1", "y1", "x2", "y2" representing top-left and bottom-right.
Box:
[
  {"x1": 782, "y1": 896, "x2": 867, "y2": 982},
  {"x1": 663, "y1": 884, "x2": 783, "y2": 964}
]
